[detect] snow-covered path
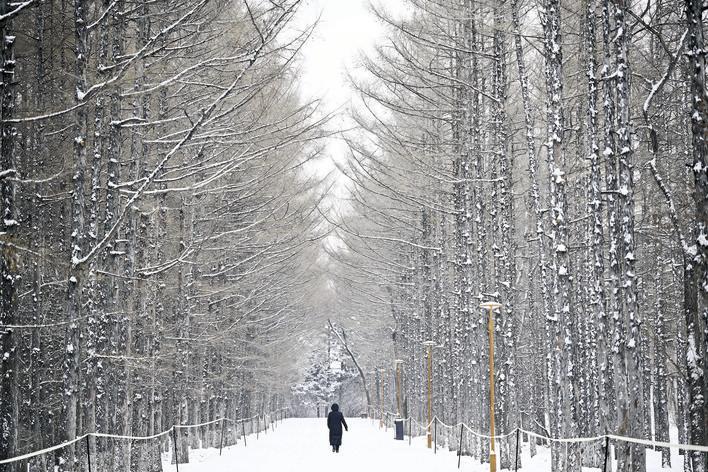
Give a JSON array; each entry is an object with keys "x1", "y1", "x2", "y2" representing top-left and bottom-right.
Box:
[
  {"x1": 163, "y1": 418, "x2": 687, "y2": 472},
  {"x1": 166, "y1": 418, "x2": 481, "y2": 472}
]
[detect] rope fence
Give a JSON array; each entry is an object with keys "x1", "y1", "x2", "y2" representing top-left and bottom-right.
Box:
[
  {"x1": 369, "y1": 407, "x2": 708, "y2": 471},
  {"x1": 8, "y1": 405, "x2": 706, "y2": 471},
  {"x1": 0, "y1": 408, "x2": 289, "y2": 471}
]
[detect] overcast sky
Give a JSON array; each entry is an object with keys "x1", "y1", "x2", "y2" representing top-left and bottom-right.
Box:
[
  {"x1": 292, "y1": 0, "x2": 406, "y2": 188},
  {"x1": 294, "y1": 0, "x2": 388, "y2": 109}
]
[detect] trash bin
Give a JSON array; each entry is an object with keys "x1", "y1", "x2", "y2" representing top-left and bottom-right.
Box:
[{"x1": 394, "y1": 419, "x2": 404, "y2": 440}]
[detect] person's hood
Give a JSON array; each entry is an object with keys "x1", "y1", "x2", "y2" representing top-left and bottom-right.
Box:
[{"x1": 331, "y1": 403, "x2": 339, "y2": 412}]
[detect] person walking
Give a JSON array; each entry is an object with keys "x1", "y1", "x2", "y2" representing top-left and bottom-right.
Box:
[{"x1": 327, "y1": 403, "x2": 348, "y2": 453}]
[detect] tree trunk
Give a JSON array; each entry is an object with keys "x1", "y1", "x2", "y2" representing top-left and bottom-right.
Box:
[
  {"x1": 0, "y1": 5, "x2": 18, "y2": 469},
  {"x1": 684, "y1": 2, "x2": 708, "y2": 470}
]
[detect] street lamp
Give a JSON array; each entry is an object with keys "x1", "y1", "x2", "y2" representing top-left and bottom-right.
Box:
[
  {"x1": 480, "y1": 301, "x2": 502, "y2": 472},
  {"x1": 379, "y1": 368, "x2": 386, "y2": 428},
  {"x1": 422, "y1": 340, "x2": 436, "y2": 449},
  {"x1": 394, "y1": 359, "x2": 404, "y2": 417},
  {"x1": 370, "y1": 370, "x2": 378, "y2": 423}
]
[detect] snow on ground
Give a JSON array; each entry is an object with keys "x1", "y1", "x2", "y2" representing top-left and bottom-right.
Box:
[{"x1": 161, "y1": 418, "x2": 691, "y2": 472}]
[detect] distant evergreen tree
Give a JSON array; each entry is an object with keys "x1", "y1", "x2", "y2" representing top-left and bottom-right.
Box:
[{"x1": 291, "y1": 344, "x2": 356, "y2": 416}]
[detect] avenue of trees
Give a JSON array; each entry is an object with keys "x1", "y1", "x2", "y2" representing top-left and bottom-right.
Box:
[
  {"x1": 329, "y1": 1, "x2": 708, "y2": 471},
  {"x1": 1, "y1": 0, "x2": 706, "y2": 471}
]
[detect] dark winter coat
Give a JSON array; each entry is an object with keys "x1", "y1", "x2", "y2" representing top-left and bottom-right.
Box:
[{"x1": 327, "y1": 404, "x2": 348, "y2": 446}]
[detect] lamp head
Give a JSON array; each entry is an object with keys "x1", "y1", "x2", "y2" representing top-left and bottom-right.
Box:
[
  {"x1": 480, "y1": 301, "x2": 502, "y2": 311},
  {"x1": 394, "y1": 359, "x2": 404, "y2": 365},
  {"x1": 422, "y1": 340, "x2": 436, "y2": 347}
]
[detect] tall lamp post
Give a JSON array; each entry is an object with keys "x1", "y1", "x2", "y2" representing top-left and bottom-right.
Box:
[
  {"x1": 422, "y1": 340, "x2": 436, "y2": 448},
  {"x1": 394, "y1": 359, "x2": 404, "y2": 417},
  {"x1": 480, "y1": 301, "x2": 502, "y2": 472},
  {"x1": 371, "y1": 370, "x2": 378, "y2": 422},
  {"x1": 379, "y1": 368, "x2": 386, "y2": 428}
]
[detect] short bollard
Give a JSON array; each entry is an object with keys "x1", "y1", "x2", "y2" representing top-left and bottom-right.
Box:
[
  {"x1": 242, "y1": 420, "x2": 247, "y2": 447},
  {"x1": 408, "y1": 419, "x2": 412, "y2": 446},
  {"x1": 514, "y1": 428, "x2": 520, "y2": 471},
  {"x1": 603, "y1": 436, "x2": 610, "y2": 472},
  {"x1": 394, "y1": 419, "x2": 404, "y2": 440},
  {"x1": 434, "y1": 418, "x2": 437, "y2": 454}
]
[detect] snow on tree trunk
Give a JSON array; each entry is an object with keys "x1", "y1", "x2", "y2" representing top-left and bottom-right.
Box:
[
  {"x1": 0, "y1": 3, "x2": 18, "y2": 468},
  {"x1": 60, "y1": 0, "x2": 90, "y2": 468},
  {"x1": 684, "y1": 0, "x2": 708, "y2": 470},
  {"x1": 611, "y1": 2, "x2": 645, "y2": 471},
  {"x1": 583, "y1": 0, "x2": 610, "y2": 450},
  {"x1": 540, "y1": 1, "x2": 580, "y2": 469},
  {"x1": 652, "y1": 255, "x2": 671, "y2": 468}
]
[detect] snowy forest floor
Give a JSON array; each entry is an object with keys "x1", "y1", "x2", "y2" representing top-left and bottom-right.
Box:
[{"x1": 159, "y1": 418, "x2": 686, "y2": 472}]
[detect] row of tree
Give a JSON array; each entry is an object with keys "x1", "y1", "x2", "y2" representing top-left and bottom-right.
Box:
[
  {"x1": 0, "y1": 0, "x2": 327, "y2": 470},
  {"x1": 331, "y1": 0, "x2": 707, "y2": 471}
]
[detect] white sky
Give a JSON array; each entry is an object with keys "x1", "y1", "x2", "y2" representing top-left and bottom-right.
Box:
[
  {"x1": 289, "y1": 0, "x2": 411, "y2": 300},
  {"x1": 292, "y1": 0, "x2": 407, "y2": 189},
  {"x1": 294, "y1": 0, "x2": 389, "y2": 110}
]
